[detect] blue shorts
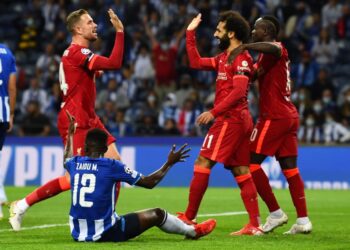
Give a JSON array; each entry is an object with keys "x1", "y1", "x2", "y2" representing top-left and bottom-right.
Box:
[{"x1": 98, "y1": 213, "x2": 141, "y2": 242}]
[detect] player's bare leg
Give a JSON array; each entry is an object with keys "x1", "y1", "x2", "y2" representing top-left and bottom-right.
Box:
[
  {"x1": 178, "y1": 156, "x2": 215, "y2": 225},
  {"x1": 250, "y1": 152, "x2": 288, "y2": 233},
  {"x1": 9, "y1": 172, "x2": 71, "y2": 231},
  {"x1": 136, "y1": 208, "x2": 216, "y2": 240},
  {"x1": 229, "y1": 165, "x2": 263, "y2": 236},
  {"x1": 279, "y1": 157, "x2": 312, "y2": 234}
]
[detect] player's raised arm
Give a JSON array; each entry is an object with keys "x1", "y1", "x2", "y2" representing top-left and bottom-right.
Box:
[
  {"x1": 63, "y1": 111, "x2": 76, "y2": 164},
  {"x1": 186, "y1": 14, "x2": 216, "y2": 70},
  {"x1": 87, "y1": 9, "x2": 124, "y2": 71},
  {"x1": 108, "y1": 8, "x2": 123, "y2": 32},
  {"x1": 135, "y1": 144, "x2": 190, "y2": 189}
]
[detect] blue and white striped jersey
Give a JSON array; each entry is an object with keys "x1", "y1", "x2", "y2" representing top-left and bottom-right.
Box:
[
  {"x1": 65, "y1": 156, "x2": 142, "y2": 241},
  {"x1": 0, "y1": 44, "x2": 16, "y2": 123}
]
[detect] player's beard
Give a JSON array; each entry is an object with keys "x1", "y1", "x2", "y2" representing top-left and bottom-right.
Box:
[{"x1": 218, "y1": 33, "x2": 230, "y2": 51}]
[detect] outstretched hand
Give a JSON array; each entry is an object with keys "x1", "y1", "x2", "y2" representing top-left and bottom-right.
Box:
[
  {"x1": 187, "y1": 13, "x2": 202, "y2": 31},
  {"x1": 166, "y1": 144, "x2": 191, "y2": 165},
  {"x1": 108, "y1": 8, "x2": 123, "y2": 32},
  {"x1": 227, "y1": 44, "x2": 245, "y2": 64}
]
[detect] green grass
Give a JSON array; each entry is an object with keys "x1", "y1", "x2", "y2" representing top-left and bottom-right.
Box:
[{"x1": 1, "y1": 187, "x2": 350, "y2": 250}]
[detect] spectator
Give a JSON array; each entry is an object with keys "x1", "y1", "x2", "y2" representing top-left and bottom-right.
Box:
[
  {"x1": 176, "y1": 98, "x2": 201, "y2": 136},
  {"x1": 298, "y1": 112, "x2": 323, "y2": 143},
  {"x1": 18, "y1": 100, "x2": 51, "y2": 136},
  {"x1": 322, "y1": 0, "x2": 343, "y2": 30},
  {"x1": 324, "y1": 112, "x2": 350, "y2": 144},
  {"x1": 133, "y1": 44, "x2": 155, "y2": 82},
  {"x1": 309, "y1": 68, "x2": 335, "y2": 100},
  {"x1": 35, "y1": 43, "x2": 61, "y2": 87},
  {"x1": 109, "y1": 109, "x2": 133, "y2": 137},
  {"x1": 21, "y1": 77, "x2": 49, "y2": 114},
  {"x1": 162, "y1": 118, "x2": 181, "y2": 135},
  {"x1": 158, "y1": 92, "x2": 178, "y2": 128},
  {"x1": 311, "y1": 28, "x2": 338, "y2": 66},
  {"x1": 292, "y1": 50, "x2": 319, "y2": 87}
]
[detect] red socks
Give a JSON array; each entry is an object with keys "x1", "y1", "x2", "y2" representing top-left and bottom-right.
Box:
[
  {"x1": 25, "y1": 176, "x2": 71, "y2": 206},
  {"x1": 235, "y1": 174, "x2": 260, "y2": 227},
  {"x1": 250, "y1": 164, "x2": 280, "y2": 212},
  {"x1": 283, "y1": 168, "x2": 308, "y2": 217},
  {"x1": 185, "y1": 165, "x2": 210, "y2": 220}
]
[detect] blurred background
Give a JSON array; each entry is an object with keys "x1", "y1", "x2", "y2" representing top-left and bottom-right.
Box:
[{"x1": 1, "y1": 0, "x2": 350, "y2": 145}]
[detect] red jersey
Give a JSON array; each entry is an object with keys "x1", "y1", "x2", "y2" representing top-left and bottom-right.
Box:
[
  {"x1": 186, "y1": 30, "x2": 253, "y2": 123},
  {"x1": 153, "y1": 44, "x2": 177, "y2": 84},
  {"x1": 256, "y1": 42, "x2": 298, "y2": 119},
  {"x1": 59, "y1": 44, "x2": 98, "y2": 125}
]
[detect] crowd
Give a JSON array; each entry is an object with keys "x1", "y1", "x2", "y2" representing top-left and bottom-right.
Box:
[{"x1": 1, "y1": 0, "x2": 350, "y2": 144}]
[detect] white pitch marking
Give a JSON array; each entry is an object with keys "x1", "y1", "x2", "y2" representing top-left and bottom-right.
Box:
[
  {"x1": 197, "y1": 211, "x2": 247, "y2": 217},
  {"x1": 0, "y1": 223, "x2": 69, "y2": 232}
]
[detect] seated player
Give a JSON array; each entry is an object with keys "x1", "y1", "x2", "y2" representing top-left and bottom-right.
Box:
[{"x1": 63, "y1": 112, "x2": 216, "y2": 242}]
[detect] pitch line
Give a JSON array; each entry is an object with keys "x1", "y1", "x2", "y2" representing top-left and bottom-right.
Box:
[
  {"x1": 0, "y1": 223, "x2": 69, "y2": 232},
  {"x1": 0, "y1": 211, "x2": 247, "y2": 232},
  {"x1": 197, "y1": 211, "x2": 247, "y2": 217}
]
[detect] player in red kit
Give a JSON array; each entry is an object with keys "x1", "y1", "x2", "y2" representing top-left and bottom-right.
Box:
[
  {"x1": 9, "y1": 9, "x2": 125, "y2": 231},
  {"x1": 228, "y1": 16, "x2": 312, "y2": 234},
  {"x1": 177, "y1": 12, "x2": 263, "y2": 236}
]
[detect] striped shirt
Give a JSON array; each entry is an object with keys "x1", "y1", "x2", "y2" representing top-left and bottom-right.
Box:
[
  {"x1": 0, "y1": 44, "x2": 16, "y2": 123},
  {"x1": 65, "y1": 156, "x2": 142, "y2": 241}
]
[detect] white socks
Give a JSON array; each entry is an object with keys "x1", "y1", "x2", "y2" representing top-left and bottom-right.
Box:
[
  {"x1": 159, "y1": 212, "x2": 196, "y2": 238},
  {"x1": 296, "y1": 217, "x2": 310, "y2": 225},
  {"x1": 270, "y1": 209, "x2": 284, "y2": 219},
  {"x1": 16, "y1": 199, "x2": 29, "y2": 212}
]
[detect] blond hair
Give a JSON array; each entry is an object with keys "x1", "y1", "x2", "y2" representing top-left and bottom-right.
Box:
[{"x1": 66, "y1": 9, "x2": 88, "y2": 34}]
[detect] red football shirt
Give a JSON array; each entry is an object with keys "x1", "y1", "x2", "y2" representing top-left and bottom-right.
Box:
[
  {"x1": 153, "y1": 44, "x2": 177, "y2": 84},
  {"x1": 59, "y1": 44, "x2": 98, "y2": 126},
  {"x1": 186, "y1": 30, "x2": 253, "y2": 123},
  {"x1": 256, "y1": 42, "x2": 298, "y2": 119}
]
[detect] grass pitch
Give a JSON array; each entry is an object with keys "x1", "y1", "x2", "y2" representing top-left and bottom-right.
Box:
[{"x1": 0, "y1": 187, "x2": 349, "y2": 250}]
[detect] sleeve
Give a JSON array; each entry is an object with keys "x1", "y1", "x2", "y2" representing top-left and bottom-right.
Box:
[
  {"x1": 210, "y1": 54, "x2": 250, "y2": 117},
  {"x1": 112, "y1": 160, "x2": 142, "y2": 186},
  {"x1": 186, "y1": 30, "x2": 217, "y2": 70},
  {"x1": 87, "y1": 32, "x2": 124, "y2": 70},
  {"x1": 70, "y1": 32, "x2": 124, "y2": 71},
  {"x1": 64, "y1": 156, "x2": 75, "y2": 170},
  {"x1": 10, "y1": 53, "x2": 16, "y2": 74}
]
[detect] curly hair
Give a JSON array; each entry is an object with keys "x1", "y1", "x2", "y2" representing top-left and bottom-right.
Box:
[{"x1": 218, "y1": 11, "x2": 250, "y2": 43}]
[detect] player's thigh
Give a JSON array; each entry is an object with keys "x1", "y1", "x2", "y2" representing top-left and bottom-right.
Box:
[
  {"x1": 0, "y1": 122, "x2": 9, "y2": 150},
  {"x1": 95, "y1": 118, "x2": 116, "y2": 147},
  {"x1": 250, "y1": 119, "x2": 289, "y2": 156},
  {"x1": 200, "y1": 121, "x2": 244, "y2": 165},
  {"x1": 98, "y1": 213, "x2": 141, "y2": 242},
  {"x1": 276, "y1": 118, "x2": 299, "y2": 159}
]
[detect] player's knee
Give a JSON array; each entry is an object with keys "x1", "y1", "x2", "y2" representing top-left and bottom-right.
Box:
[
  {"x1": 195, "y1": 155, "x2": 215, "y2": 168},
  {"x1": 279, "y1": 156, "x2": 297, "y2": 169},
  {"x1": 152, "y1": 208, "x2": 166, "y2": 221}
]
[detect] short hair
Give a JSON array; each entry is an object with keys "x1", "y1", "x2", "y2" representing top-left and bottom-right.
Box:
[
  {"x1": 66, "y1": 9, "x2": 88, "y2": 33},
  {"x1": 85, "y1": 128, "x2": 108, "y2": 153},
  {"x1": 218, "y1": 11, "x2": 250, "y2": 43},
  {"x1": 261, "y1": 15, "x2": 280, "y2": 38}
]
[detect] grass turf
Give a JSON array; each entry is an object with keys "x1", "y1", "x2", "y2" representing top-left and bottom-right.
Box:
[{"x1": 0, "y1": 187, "x2": 349, "y2": 250}]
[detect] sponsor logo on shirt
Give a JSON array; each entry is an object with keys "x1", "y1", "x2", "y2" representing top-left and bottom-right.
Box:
[
  {"x1": 217, "y1": 72, "x2": 227, "y2": 80},
  {"x1": 81, "y1": 48, "x2": 91, "y2": 55},
  {"x1": 124, "y1": 166, "x2": 133, "y2": 175},
  {"x1": 236, "y1": 60, "x2": 250, "y2": 72}
]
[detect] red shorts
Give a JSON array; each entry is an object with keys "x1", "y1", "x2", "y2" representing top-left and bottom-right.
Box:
[
  {"x1": 57, "y1": 110, "x2": 116, "y2": 156},
  {"x1": 250, "y1": 118, "x2": 299, "y2": 158},
  {"x1": 200, "y1": 119, "x2": 253, "y2": 167}
]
